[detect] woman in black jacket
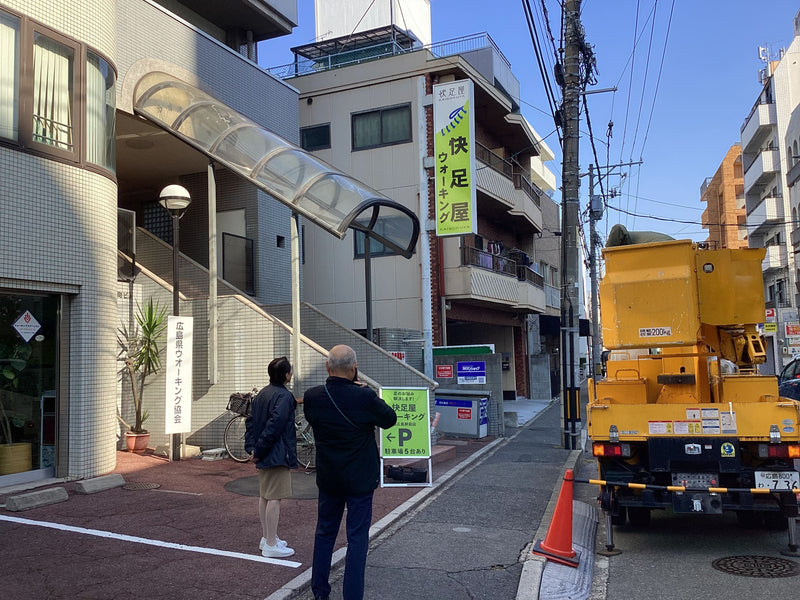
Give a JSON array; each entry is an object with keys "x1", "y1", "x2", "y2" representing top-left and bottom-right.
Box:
[{"x1": 245, "y1": 356, "x2": 297, "y2": 558}]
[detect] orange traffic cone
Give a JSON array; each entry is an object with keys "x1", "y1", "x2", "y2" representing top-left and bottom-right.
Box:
[{"x1": 532, "y1": 469, "x2": 580, "y2": 567}]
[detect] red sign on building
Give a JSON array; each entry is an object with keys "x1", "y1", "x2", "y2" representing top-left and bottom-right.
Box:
[{"x1": 436, "y1": 364, "x2": 453, "y2": 378}]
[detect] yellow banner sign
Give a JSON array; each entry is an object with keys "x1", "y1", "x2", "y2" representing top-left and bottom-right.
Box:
[{"x1": 433, "y1": 80, "x2": 476, "y2": 237}]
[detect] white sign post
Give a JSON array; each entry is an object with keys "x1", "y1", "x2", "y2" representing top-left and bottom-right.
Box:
[{"x1": 165, "y1": 316, "x2": 193, "y2": 453}]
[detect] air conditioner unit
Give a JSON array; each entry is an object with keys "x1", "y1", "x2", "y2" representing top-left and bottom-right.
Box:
[{"x1": 782, "y1": 347, "x2": 790, "y2": 355}]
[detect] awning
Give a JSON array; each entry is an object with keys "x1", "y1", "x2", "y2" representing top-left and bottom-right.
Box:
[{"x1": 132, "y1": 72, "x2": 419, "y2": 258}]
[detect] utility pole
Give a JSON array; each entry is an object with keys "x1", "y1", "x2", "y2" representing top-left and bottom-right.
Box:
[
  {"x1": 560, "y1": 0, "x2": 582, "y2": 449},
  {"x1": 588, "y1": 165, "x2": 602, "y2": 380}
]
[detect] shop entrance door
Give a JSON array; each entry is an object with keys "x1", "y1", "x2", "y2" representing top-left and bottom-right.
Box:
[{"x1": 0, "y1": 292, "x2": 59, "y2": 485}]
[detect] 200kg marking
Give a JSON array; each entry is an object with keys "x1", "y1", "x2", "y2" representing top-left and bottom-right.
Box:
[{"x1": 639, "y1": 326, "x2": 672, "y2": 337}]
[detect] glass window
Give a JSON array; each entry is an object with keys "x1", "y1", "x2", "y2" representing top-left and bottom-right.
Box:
[
  {"x1": 353, "y1": 216, "x2": 415, "y2": 259},
  {"x1": 300, "y1": 123, "x2": 330, "y2": 151},
  {"x1": 32, "y1": 32, "x2": 75, "y2": 153},
  {"x1": 352, "y1": 104, "x2": 411, "y2": 150},
  {"x1": 0, "y1": 10, "x2": 19, "y2": 141},
  {"x1": 0, "y1": 292, "x2": 60, "y2": 477},
  {"x1": 354, "y1": 230, "x2": 393, "y2": 258},
  {"x1": 86, "y1": 51, "x2": 116, "y2": 172}
]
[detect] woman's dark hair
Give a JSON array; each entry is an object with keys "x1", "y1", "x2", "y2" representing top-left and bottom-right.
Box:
[{"x1": 268, "y1": 356, "x2": 292, "y2": 385}]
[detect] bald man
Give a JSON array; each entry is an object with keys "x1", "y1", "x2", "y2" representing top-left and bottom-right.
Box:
[{"x1": 303, "y1": 345, "x2": 397, "y2": 600}]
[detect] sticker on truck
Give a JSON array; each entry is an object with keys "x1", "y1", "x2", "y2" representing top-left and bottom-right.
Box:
[
  {"x1": 639, "y1": 327, "x2": 672, "y2": 337},
  {"x1": 674, "y1": 421, "x2": 702, "y2": 435},
  {"x1": 648, "y1": 421, "x2": 673, "y2": 434}
]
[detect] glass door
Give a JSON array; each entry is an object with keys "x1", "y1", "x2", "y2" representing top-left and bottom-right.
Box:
[{"x1": 0, "y1": 292, "x2": 59, "y2": 482}]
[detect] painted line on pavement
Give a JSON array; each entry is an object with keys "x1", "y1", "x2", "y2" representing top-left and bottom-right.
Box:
[
  {"x1": 150, "y1": 489, "x2": 204, "y2": 496},
  {"x1": 0, "y1": 514, "x2": 301, "y2": 567}
]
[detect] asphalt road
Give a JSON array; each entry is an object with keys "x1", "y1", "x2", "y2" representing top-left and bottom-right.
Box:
[{"x1": 574, "y1": 448, "x2": 800, "y2": 600}]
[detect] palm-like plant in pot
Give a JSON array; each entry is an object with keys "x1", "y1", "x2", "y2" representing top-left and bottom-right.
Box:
[{"x1": 117, "y1": 298, "x2": 167, "y2": 452}]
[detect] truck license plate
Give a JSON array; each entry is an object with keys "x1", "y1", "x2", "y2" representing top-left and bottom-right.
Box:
[{"x1": 754, "y1": 471, "x2": 799, "y2": 490}]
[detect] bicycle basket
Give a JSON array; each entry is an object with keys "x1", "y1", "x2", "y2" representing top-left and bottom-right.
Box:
[{"x1": 227, "y1": 392, "x2": 253, "y2": 416}]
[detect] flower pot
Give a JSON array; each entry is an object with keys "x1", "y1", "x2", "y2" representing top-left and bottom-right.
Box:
[
  {"x1": 124, "y1": 432, "x2": 150, "y2": 454},
  {"x1": 0, "y1": 442, "x2": 32, "y2": 475}
]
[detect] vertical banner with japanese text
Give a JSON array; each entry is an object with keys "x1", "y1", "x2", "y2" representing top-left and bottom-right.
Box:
[
  {"x1": 433, "y1": 80, "x2": 476, "y2": 236},
  {"x1": 165, "y1": 315, "x2": 193, "y2": 434}
]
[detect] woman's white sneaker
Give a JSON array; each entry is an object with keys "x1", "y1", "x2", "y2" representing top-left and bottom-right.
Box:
[
  {"x1": 261, "y1": 542, "x2": 295, "y2": 558},
  {"x1": 260, "y1": 536, "x2": 287, "y2": 550}
]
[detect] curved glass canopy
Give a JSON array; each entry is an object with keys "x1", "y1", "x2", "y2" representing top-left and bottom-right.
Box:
[{"x1": 133, "y1": 72, "x2": 419, "y2": 258}]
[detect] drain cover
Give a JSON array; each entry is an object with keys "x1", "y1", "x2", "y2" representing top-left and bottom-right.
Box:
[
  {"x1": 122, "y1": 482, "x2": 161, "y2": 490},
  {"x1": 712, "y1": 555, "x2": 800, "y2": 578}
]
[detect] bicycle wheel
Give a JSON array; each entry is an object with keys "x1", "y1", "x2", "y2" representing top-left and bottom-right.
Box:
[
  {"x1": 297, "y1": 435, "x2": 315, "y2": 469},
  {"x1": 224, "y1": 415, "x2": 250, "y2": 462},
  {"x1": 295, "y1": 415, "x2": 315, "y2": 469}
]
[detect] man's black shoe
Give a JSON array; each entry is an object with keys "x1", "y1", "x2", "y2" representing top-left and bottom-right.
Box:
[{"x1": 314, "y1": 596, "x2": 329, "y2": 600}]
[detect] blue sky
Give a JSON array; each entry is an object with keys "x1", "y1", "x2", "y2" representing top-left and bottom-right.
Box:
[{"x1": 258, "y1": 1, "x2": 799, "y2": 242}]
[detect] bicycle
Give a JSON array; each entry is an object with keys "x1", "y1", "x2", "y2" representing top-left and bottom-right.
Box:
[
  {"x1": 224, "y1": 391, "x2": 254, "y2": 462},
  {"x1": 295, "y1": 412, "x2": 315, "y2": 470},
  {"x1": 224, "y1": 391, "x2": 315, "y2": 469}
]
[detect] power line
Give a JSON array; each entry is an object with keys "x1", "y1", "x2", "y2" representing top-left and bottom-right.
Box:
[
  {"x1": 638, "y1": 0, "x2": 676, "y2": 159},
  {"x1": 522, "y1": 0, "x2": 564, "y2": 144}
]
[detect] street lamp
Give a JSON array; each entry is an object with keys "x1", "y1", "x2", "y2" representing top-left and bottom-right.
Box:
[{"x1": 159, "y1": 184, "x2": 191, "y2": 461}]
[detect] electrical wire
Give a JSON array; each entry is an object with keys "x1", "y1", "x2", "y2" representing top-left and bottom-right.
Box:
[
  {"x1": 638, "y1": 0, "x2": 676, "y2": 160},
  {"x1": 522, "y1": 0, "x2": 564, "y2": 144}
]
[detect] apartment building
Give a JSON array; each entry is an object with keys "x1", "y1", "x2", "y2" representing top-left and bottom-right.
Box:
[
  {"x1": 268, "y1": 0, "x2": 559, "y2": 401},
  {"x1": 0, "y1": 0, "x2": 434, "y2": 489},
  {"x1": 700, "y1": 144, "x2": 747, "y2": 250},
  {"x1": 741, "y1": 10, "x2": 800, "y2": 373},
  {"x1": 0, "y1": 0, "x2": 314, "y2": 487}
]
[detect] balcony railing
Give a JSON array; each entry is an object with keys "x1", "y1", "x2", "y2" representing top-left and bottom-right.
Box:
[
  {"x1": 267, "y1": 31, "x2": 510, "y2": 80},
  {"x1": 476, "y1": 142, "x2": 513, "y2": 177},
  {"x1": 476, "y1": 142, "x2": 543, "y2": 206},
  {"x1": 513, "y1": 172, "x2": 542, "y2": 207},
  {"x1": 517, "y1": 265, "x2": 544, "y2": 287},
  {"x1": 461, "y1": 245, "x2": 517, "y2": 276}
]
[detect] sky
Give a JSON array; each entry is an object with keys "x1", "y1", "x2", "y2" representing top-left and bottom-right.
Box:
[{"x1": 257, "y1": 0, "x2": 800, "y2": 244}]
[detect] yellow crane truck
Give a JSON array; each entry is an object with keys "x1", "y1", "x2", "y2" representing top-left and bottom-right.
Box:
[{"x1": 587, "y1": 234, "x2": 800, "y2": 553}]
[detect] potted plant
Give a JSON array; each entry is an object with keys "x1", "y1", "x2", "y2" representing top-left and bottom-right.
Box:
[
  {"x1": 0, "y1": 341, "x2": 33, "y2": 474},
  {"x1": 117, "y1": 298, "x2": 167, "y2": 453}
]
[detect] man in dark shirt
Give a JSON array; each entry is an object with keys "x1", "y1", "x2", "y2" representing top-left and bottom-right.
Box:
[{"x1": 303, "y1": 344, "x2": 397, "y2": 600}]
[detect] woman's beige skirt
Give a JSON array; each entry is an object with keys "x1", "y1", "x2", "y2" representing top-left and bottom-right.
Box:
[{"x1": 258, "y1": 466, "x2": 292, "y2": 499}]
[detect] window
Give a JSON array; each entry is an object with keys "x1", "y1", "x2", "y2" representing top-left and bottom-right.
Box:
[
  {"x1": 0, "y1": 8, "x2": 115, "y2": 173},
  {"x1": 31, "y1": 31, "x2": 77, "y2": 155},
  {"x1": 0, "y1": 10, "x2": 19, "y2": 141},
  {"x1": 353, "y1": 215, "x2": 416, "y2": 259},
  {"x1": 354, "y1": 230, "x2": 395, "y2": 258},
  {"x1": 352, "y1": 104, "x2": 411, "y2": 150},
  {"x1": 86, "y1": 51, "x2": 115, "y2": 171},
  {"x1": 300, "y1": 123, "x2": 330, "y2": 151}
]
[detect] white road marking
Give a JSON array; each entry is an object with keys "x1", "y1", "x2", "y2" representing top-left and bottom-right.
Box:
[{"x1": 0, "y1": 514, "x2": 301, "y2": 567}]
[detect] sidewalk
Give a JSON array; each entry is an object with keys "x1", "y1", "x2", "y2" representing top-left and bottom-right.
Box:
[
  {"x1": 0, "y1": 396, "x2": 593, "y2": 600},
  {"x1": 285, "y1": 398, "x2": 589, "y2": 600}
]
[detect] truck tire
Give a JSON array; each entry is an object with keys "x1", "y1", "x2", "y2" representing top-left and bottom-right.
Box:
[
  {"x1": 627, "y1": 507, "x2": 651, "y2": 527},
  {"x1": 611, "y1": 506, "x2": 627, "y2": 526}
]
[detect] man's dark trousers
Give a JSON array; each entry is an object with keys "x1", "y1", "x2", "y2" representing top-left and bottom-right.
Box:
[{"x1": 311, "y1": 489, "x2": 374, "y2": 600}]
